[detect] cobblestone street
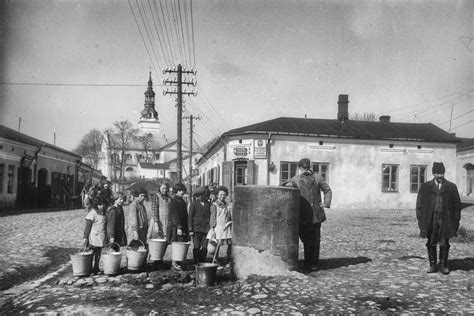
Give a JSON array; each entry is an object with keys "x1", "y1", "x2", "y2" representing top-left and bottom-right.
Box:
[{"x1": 1, "y1": 206, "x2": 473, "y2": 314}]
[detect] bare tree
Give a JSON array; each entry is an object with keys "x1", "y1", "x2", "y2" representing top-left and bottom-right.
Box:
[
  {"x1": 73, "y1": 129, "x2": 104, "y2": 169},
  {"x1": 137, "y1": 133, "x2": 154, "y2": 162},
  {"x1": 350, "y1": 112, "x2": 378, "y2": 121},
  {"x1": 107, "y1": 120, "x2": 138, "y2": 180}
]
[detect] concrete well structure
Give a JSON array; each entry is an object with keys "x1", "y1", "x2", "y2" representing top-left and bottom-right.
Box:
[{"x1": 232, "y1": 185, "x2": 300, "y2": 279}]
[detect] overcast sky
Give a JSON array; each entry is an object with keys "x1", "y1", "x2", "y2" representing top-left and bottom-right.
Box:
[{"x1": 1, "y1": 0, "x2": 473, "y2": 151}]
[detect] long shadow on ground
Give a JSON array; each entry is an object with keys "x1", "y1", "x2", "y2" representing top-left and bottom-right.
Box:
[
  {"x1": 298, "y1": 256, "x2": 372, "y2": 272},
  {"x1": 449, "y1": 257, "x2": 474, "y2": 271}
]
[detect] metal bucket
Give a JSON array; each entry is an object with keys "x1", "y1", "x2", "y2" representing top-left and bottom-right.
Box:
[
  {"x1": 102, "y1": 243, "x2": 122, "y2": 275},
  {"x1": 70, "y1": 251, "x2": 93, "y2": 277},
  {"x1": 195, "y1": 263, "x2": 218, "y2": 286},
  {"x1": 171, "y1": 241, "x2": 190, "y2": 261},
  {"x1": 126, "y1": 240, "x2": 148, "y2": 271},
  {"x1": 149, "y1": 238, "x2": 167, "y2": 261}
]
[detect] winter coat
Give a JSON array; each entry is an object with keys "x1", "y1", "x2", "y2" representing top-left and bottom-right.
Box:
[
  {"x1": 167, "y1": 196, "x2": 189, "y2": 242},
  {"x1": 289, "y1": 171, "x2": 332, "y2": 224},
  {"x1": 416, "y1": 179, "x2": 462, "y2": 239},
  {"x1": 106, "y1": 205, "x2": 127, "y2": 246},
  {"x1": 127, "y1": 199, "x2": 149, "y2": 245},
  {"x1": 188, "y1": 200, "x2": 211, "y2": 234}
]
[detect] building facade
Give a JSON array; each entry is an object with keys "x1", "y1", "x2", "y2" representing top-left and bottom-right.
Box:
[
  {"x1": 196, "y1": 95, "x2": 460, "y2": 209},
  {"x1": 0, "y1": 125, "x2": 104, "y2": 210}
]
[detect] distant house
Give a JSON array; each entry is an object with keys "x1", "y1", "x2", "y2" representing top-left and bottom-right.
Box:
[
  {"x1": 196, "y1": 95, "x2": 460, "y2": 209},
  {"x1": 0, "y1": 125, "x2": 104, "y2": 210},
  {"x1": 456, "y1": 138, "x2": 474, "y2": 200}
]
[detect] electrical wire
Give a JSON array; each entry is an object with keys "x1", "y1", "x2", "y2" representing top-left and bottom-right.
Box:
[
  {"x1": 0, "y1": 82, "x2": 160, "y2": 87},
  {"x1": 128, "y1": 0, "x2": 160, "y2": 78}
]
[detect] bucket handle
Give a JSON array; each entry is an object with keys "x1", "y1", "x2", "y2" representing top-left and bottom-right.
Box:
[
  {"x1": 78, "y1": 243, "x2": 89, "y2": 255},
  {"x1": 103, "y1": 242, "x2": 121, "y2": 253}
]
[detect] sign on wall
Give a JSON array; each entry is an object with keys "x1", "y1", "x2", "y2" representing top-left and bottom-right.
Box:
[
  {"x1": 254, "y1": 139, "x2": 267, "y2": 159},
  {"x1": 228, "y1": 140, "x2": 252, "y2": 160}
]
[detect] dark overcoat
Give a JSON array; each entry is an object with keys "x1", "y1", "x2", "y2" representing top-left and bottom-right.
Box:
[
  {"x1": 106, "y1": 205, "x2": 127, "y2": 246},
  {"x1": 415, "y1": 179, "x2": 462, "y2": 239},
  {"x1": 188, "y1": 201, "x2": 211, "y2": 234},
  {"x1": 289, "y1": 171, "x2": 332, "y2": 224}
]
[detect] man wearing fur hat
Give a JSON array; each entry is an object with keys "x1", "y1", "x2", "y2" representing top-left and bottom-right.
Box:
[
  {"x1": 287, "y1": 158, "x2": 332, "y2": 271},
  {"x1": 416, "y1": 162, "x2": 461, "y2": 274}
]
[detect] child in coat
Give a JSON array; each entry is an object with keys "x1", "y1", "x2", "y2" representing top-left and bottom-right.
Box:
[{"x1": 83, "y1": 197, "x2": 107, "y2": 274}]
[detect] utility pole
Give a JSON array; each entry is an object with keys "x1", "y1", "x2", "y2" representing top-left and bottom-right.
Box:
[
  {"x1": 163, "y1": 64, "x2": 197, "y2": 183},
  {"x1": 184, "y1": 114, "x2": 201, "y2": 198},
  {"x1": 448, "y1": 102, "x2": 454, "y2": 133},
  {"x1": 18, "y1": 117, "x2": 22, "y2": 132}
]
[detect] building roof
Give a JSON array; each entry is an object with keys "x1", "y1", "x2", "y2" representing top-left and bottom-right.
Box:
[
  {"x1": 139, "y1": 162, "x2": 169, "y2": 169},
  {"x1": 457, "y1": 138, "x2": 474, "y2": 152},
  {"x1": 225, "y1": 117, "x2": 460, "y2": 143},
  {"x1": 199, "y1": 116, "x2": 460, "y2": 162},
  {"x1": 0, "y1": 125, "x2": 81, "y2": 158}
]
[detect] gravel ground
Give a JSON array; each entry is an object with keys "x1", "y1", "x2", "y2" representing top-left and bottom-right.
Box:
[{"x1": 0, "y1": 205, "x2": 473, "y2": 314}]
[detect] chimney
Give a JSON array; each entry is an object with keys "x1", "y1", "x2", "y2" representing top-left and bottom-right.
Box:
[
  {"x1": 379, "y1": 115, "x2": 391, "y2": 123},
  {"x1": 337, "y1": 94, "x2": 349, "y2": 122}
]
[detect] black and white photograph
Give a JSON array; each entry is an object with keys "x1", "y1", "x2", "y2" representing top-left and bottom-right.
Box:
[{"x1": 1, "y1": 0, "x2": 473, "y2": 313}]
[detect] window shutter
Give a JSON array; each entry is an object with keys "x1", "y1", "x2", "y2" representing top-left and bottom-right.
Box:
[
  {"x1": 247, "y1": 160, "x2": 255, "y2": 185},
  {"x1": 222, "y1": 161, "x2": 232, "y2": 190}
]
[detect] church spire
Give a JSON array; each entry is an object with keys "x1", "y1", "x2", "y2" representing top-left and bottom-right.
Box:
[{"x1": 139, "y1": 71, "x2": 160, "y2": 137}]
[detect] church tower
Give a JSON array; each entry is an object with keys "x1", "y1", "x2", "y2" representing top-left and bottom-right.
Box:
[{"x1": 138, "y1": 72, "x2": 160, "y2": 136}]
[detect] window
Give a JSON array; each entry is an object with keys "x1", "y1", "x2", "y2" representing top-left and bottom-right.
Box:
[
  {"x1": 234, "y1": 162, "x2": 247, "y2": 186},
  {"x1": 0, "y1": 164, "x2": 4, "y2": 193},
  {"x1": 125, "y1": 167, "x2": 134, "y2": 172},
  {"x1": 312, "y1": 162, "x2": 329, "y2": 182},
  {"x1": 410, "y1": 165, "x2": 427, "y2": 193},
  {"x1": 382, "y1": 164, "x2": 399, "y2": 192},
  {"x1": 7, "y1": 165, "x2": 14, "y2": 194},
  {"x1": 280, "y1": 161, "x2": 298, "y2": 184}
]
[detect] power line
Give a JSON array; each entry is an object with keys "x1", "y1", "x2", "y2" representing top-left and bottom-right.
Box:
[
  {"x1": 384, "y1": 88, "x2": 473, "y2": 115},
  {"x1": 156, "y1": 0, "x2": 176, "y2": 64},
  {"x1": 436, "y1": 109, "x2": 474, "y2": 126},
  {"x1": 148, "y1": 0, "x2": 171, "y2": 66},
  {"x1": 128, "y1": 0, "x2": 160, "y2": 77},
  {"x1": 451, "y1": 119, "x2": 473, "y2": 131},
  {"x1": 0, "y1": 82, "x2": 160, "y2": 87},
  {"x1": 190, "y1": 0, "x2": 196, "y2": 67},
  {"x1": 397, "y1": 94, "x2": 471, "y2": 122},
  {"x1": 136, "y1": 0, "x2": 165, "y2": 72}
]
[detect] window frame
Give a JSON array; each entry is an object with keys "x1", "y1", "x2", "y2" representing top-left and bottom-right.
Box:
[
  {"x1": 311, "y1": 162, "x2": 330, "y2": 183},
  {"x1": 381, "y1": 164, "x2": 399, "y2": 193},
  {"x1": 280, "y1": 161, "x2": 298, "y2": 184},
  {"x1": 410, "y1": 165, "x2": 427, "y2": 193}
]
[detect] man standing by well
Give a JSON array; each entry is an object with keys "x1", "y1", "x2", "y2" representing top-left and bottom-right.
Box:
[
  {"x1": 287, "y1": 158, "x2": 332, "y2": 271},
  {"x1": 416, "y1": 162, "x2": 462, "y2": 274}
]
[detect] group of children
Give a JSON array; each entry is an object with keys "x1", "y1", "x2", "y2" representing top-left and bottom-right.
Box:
[{"x1": 82, "y1": 182, "x2": 232, "y2": 274}]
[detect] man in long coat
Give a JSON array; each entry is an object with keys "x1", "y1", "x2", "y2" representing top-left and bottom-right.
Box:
[
  {"x1": 287, "y1": 158, "x2": 332, "y2": 271},
  {"x1": 416, "y1": 162, "x2": 461, "y2": 274}
]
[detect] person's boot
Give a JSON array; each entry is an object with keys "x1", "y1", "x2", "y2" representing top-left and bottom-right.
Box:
[
  {"x1": 311, "y1": 243, "x2": 320, "y2": 271},
  {"x1": 200, "y1": 248, "x2": 208, "y2": 263},
  {"x1": 439, "y1": 246, "x2": 450, "y2": 274},
  {"x1": 193, "y1": 249, "x2": 200, "y2": 265},
  {"x1": 303, "y1": 244, "x2": 313, "y2": 270},
  {"x1": 427, "y1": 246, "x2": 437, "y2": 273}
]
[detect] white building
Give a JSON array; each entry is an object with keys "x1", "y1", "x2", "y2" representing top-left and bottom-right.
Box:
[{"x1": 196, "y1": 95, "x2": 460, "y2": 209}]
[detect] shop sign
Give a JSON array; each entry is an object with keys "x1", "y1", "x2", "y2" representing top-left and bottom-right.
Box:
[{"x1": 254, "y1": 139, "x2": 267, "y2": 159}]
